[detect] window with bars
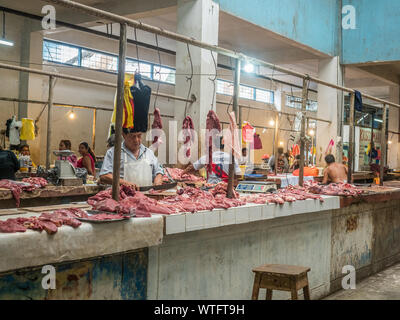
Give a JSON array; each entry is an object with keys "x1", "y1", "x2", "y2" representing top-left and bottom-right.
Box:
[
  {"x1": 153, "y1": 65, "x2": 176, "y2": 84},
  {"x1": 42, "y1": 39, "x2": 275, "y2": 104},
  {"x1": 81, "y1": 49, "x2": 117, "y2": 72},
  {"x1": 216, "y1": 79, "x2": 234, "y2": 96},
  {"x1": 43, "y1": 41, "x2": 80, "y2": 66},
  {"x1": 239, "y1": 85, "x2": 254, "y2": 100},
  {"x1": 256, "y1": 88, "x2": 273, "y2": 103},
  {"x1": 286, "y1": 95, "x2": 318, "y2": 112}
]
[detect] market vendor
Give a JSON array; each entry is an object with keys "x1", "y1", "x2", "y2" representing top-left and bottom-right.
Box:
[
  {"x1": 184, "y1": 136, "x2": 241, "y2": 184},
  {"x1": 322, "y1": 154, "x2": 348, "y2": 184},
  {"x1": 0, "y1": 146, "x2": 20, "y2": 180},
  {"x1": 99, "y1": 128, "x2": 164, "y2": 190},
  {"x1": 18, "y1": 144, "x2": 36, "y2": 169},
  {"x1": 58, "y1": 140, "x2": 78, "y2": 167}
]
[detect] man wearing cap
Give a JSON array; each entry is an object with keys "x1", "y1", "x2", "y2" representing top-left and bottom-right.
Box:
[
  {"x1": 99, "y1": 128, "x2": 164, "y2": 190},
  {"x1": 99, "y1": 74, "x2": 163, "y2": 190}
]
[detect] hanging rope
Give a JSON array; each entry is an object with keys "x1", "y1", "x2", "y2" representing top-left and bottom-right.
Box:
[
  {"x1": 184, "y1": 43, "x2": 193, "y2": 117},
  {"x1": 134, "y1": 27, "x2": 141, "y2": 74},
  {"x1": 208, "y1": 50, "x2": 217, "y2": 108},
  {"x1": 153, "y1": 33, "x2": 162, "y2": 111}
]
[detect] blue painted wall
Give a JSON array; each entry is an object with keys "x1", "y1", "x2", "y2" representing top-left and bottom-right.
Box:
[
  {"x1": 342, "y1": 0, "x2": 400, "y2": 64},
  {"x1": 0, "y1": 249, "x2": 148, "y2": 300},
  {"x1": 215, "y1": 0, "x2": 340, "y2": 56}
]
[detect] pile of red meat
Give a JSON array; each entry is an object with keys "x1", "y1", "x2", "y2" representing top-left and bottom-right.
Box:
[
  {"x1": 244, "y1": 185, "x2": 324, "y2": 205},
  {"x1": 163, "y1": 167, "x2": 205, "y2": 183},
  {"x1": 296, "y1": 181, "x2": 363, "y2": 197},
  {"x1": 0, "y1": 208, "x2": 84, "y2": 234},
  {"x1": 210, "y1": 182, "x2": 240, "y2": 199},
  {"x1": 0, "y1": 178, "x2": 48, "y2": 207}
]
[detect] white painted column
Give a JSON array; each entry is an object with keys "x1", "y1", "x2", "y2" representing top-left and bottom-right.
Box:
[
  {"x1": 175, "y1": 0, "x2": 219, "y2": 139},
  {"x1": 316, "y1": 57, "x2": 343, "y2": 166},
  {"x1": 387, "y1": 86, "x2": 400, "y2": 169}
]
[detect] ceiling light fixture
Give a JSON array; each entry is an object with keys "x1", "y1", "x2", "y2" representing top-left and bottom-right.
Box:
[
  {"x1": 243, "y1": 63, "x2": 254, "y2": 73},
  {"x1": 68, "y1": 110, "x2": 76, "y2": 120},
  {"x1": 269, "y1": 119, "x2": 275, "y2": 126},
  {"x1": 0, "y1": 12, "x2": 13, "y2": 47}
]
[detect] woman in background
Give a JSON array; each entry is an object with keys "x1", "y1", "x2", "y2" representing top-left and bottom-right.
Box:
[
  {"x1": 59, "y1": 140, "x2": 78, "y2": 167},
  {"x1": 77, "y1": 142, "x2": 96, "y2": 176}
]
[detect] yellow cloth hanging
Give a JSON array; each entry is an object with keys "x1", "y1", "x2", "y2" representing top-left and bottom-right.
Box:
[
  {"x1": 110, "y1": 74, "x2": 135, "y2": 135},
  {"x1": 20, "y1": 118, "x2": 35, "y2": 141}
]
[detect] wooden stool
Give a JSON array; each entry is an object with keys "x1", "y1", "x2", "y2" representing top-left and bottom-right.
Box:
[{"x1": 251, "y1": 264, "x2": 311, "y2": 300}]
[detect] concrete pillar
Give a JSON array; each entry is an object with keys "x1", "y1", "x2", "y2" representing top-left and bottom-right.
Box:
[
  {"x1": 316, "y1": 57, "x2": 344, "y2": 166},
  {"x1": 388, "y1": 86, "x2": 400, "y2": 169},
  {"x1": 175, "y1": 0, "x2": 219, "y2": 135}
]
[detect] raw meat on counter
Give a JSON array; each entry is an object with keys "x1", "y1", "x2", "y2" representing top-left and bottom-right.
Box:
[
  {"x1": 0, "y1": 178, "x2": 48, "y2": 207},
  {"x1": 164, "y1": 167, "x2": 205, "y2": 183},
  {"x1": 22, "y1": 177, "x2": 48, "y2": 188},
  {"x1": 0, "y1": 208, "x2": 83, "y2": 234},
  {"x1": 302, "y1": 181, "x2": 363, "y2": 197}
]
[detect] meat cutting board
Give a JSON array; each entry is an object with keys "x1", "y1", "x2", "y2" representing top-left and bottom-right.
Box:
[{"x1": 19, "y1": 203, "x2": 91, "y2": 213}]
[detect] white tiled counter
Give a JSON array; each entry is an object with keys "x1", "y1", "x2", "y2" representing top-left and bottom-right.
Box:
[{"x1": 164, "y1": 195, "x2": 340, "y2": 235}]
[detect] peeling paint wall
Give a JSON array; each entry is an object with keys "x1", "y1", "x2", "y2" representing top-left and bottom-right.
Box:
[{"x1": 0, "y1": 249, "x2": 148, "y2": 300}]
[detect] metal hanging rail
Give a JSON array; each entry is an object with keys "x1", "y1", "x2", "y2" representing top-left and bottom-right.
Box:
[
  {"x1": 0, "y1": 62, "x2": 194, "y2": 103},
  {"x1": 43, "y1": 0, "x2": 400, "y2": 110}
]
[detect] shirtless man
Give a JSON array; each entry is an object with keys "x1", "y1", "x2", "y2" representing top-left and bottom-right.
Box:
[{"x1": 322, "y1": 154, "x2": 348, "y2": 184}]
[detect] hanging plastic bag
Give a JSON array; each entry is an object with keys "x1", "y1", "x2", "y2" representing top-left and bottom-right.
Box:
[
  {"x1": 109, "y1": 74, "x2": 135, "y2": 137},
  {"x1": 20, "y1": 118, "x2": 36, "y2": 141}
]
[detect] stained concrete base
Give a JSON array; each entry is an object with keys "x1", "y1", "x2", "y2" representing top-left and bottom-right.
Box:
[{"x1": 325, "y1": 263, "x2": 400, "y2": 300}]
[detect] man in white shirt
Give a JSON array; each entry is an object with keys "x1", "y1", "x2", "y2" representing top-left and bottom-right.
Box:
[
  {"x1": 184, "y1": 136, "x2": 241, "y2": 184},
  {"x1": 99, "y1": 129, "x2": 164, "y2": 190}
]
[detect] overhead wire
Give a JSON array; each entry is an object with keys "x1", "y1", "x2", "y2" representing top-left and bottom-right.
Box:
[
  {"x1": 184, "y1": 43, "x2": 193, "y2": 117},
  {"x1": 208, "y1": 50, "x2": 217, "y2": 109},
  {"x1": 153, "y1": 33, "x2": 162, "y2": 111}
]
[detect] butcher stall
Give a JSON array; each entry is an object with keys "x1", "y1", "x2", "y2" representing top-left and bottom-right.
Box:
[{"x1": 2, "y1": 180, "x2": 400, "y2": 300}]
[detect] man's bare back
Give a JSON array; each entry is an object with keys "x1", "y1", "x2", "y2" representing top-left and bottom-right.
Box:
[{"x1": 323, "y1": 162, "x2": 348, "y2": 184}]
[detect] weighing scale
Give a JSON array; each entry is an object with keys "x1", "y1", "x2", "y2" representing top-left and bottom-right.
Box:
[
  {"x1": 235, "y1": 181, "x2": 277, "y2": 193},
  {"x1": 53, "y1": 150, "x2": 82, "y2": 186}
]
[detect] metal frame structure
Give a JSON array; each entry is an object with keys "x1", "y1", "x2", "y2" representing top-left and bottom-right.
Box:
[{"x1": 18, "y1": 0, "x2": 400, "y2": 195}]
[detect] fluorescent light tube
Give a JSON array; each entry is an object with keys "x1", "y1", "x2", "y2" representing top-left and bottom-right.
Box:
[{"x1": 0, "y1": 38, "x2": 14, "y2": 46}]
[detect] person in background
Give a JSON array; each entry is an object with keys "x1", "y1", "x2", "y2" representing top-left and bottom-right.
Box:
[
  {"x1": 322, "y1": 154, "x2": 348, "y2": 184},
  {"x1": 290, "y1": 154, "x2": 301, "y2": 171},
  {"x1": 376, "y1": 147, "x2": 381, "y2": 164},
  {"x1": 18, "y1": 144, "x2": 36, "y2": 169},
  {"x1": 77, "y1": 142, "x2": 96, "y2": 176},
  {"x1": 0, "y1": 146, "x2": 20, "y2": 180},
  {"x1": 239, "y1": 147, "x2": 248, "y2": 165},
  {"x1": 59, "y1": 140, "x2": 78, "y2": 167},
  {"x1": 184, "y1": 136, "x2": 241, "y2": 184},
  {"x1": 268, "y1": 147, "x2": 289, "y2": 173}
]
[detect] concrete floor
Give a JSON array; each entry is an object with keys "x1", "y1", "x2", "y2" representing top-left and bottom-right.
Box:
[{"x1": 325, "y1": 263, "x2": 400, "y2": 300}]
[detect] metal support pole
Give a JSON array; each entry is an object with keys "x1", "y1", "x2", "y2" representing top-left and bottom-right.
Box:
[
  {"x1": 274, "y1": 113, "x2": 279, "y2": 175},
  {"x1": 369, "y1": 113, "x2": 374, "y2": 165},
  {"x1": 46, "y1": 76, "x2": 55, "y2": 170},
  {"x1": 299, "y1": 77, "x2": 309, "y2": 187},
  {"x1": 112, "y1": 23, "x2": 127, "y2": 201},
  {"x1": 227, "y1": 58, "x2": 241, "y2": 198},
  {"x1": 380, "y1": 105, "x2": 388, "y2": 186},
  {"x1": 92, "y1": 109, "x2": 97, "y2": 152},
  {"x1": 306, "y1": 117, "x2": 310, "y2": 167},
  {"x1": 348, "y1": 93, "x2": 355, "y2": 183}
]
